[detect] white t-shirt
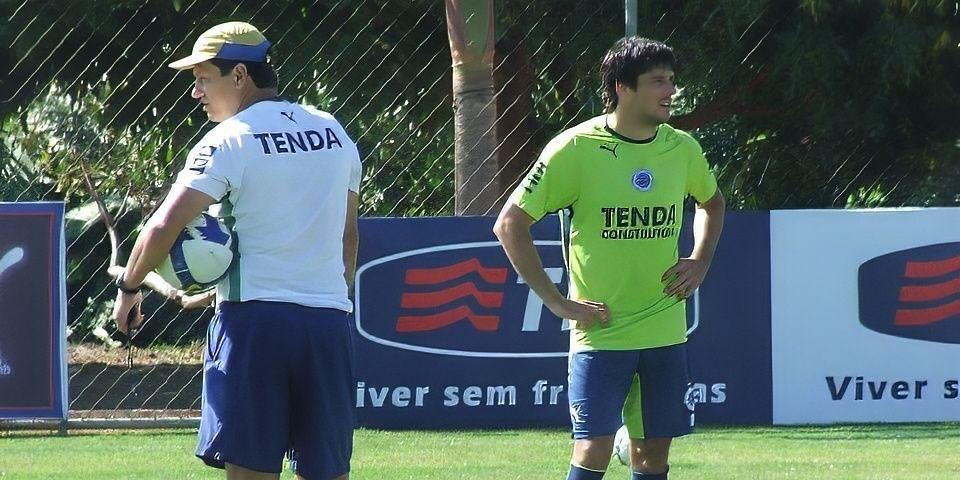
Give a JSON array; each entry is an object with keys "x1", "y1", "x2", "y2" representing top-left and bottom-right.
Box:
[{"x1": 174, "y1": 99, "x2": 361, "y2": 312}]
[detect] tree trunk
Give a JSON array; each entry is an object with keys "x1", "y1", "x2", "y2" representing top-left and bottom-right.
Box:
[
  {"x1": 492, "y1": 26, "x2": 539, "y2": 213},
  {"x1": 445, "y1": 0, "x2": 499, "y2": 215}
]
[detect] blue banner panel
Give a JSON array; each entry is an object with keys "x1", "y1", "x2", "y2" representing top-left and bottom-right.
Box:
[
  {"x1": 684, "y1": 211, "x2": 772, "y2": 425},
  {"x1": 0, "y1": 202, "x2": 67, "y2": 419},
  {"x1": 354, "y1": 212, "x2": 773, "y2": 429},
  {"x1": 354, "y1": 216, "x2": 569, "y2": 429}
]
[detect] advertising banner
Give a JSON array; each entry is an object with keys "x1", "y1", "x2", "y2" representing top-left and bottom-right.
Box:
[
  {"x1": 354, "y1": 216, "x2": 569, "y2": 429},
  {"x1": 685, "y1": 211, "x2": 772, "y2": 425},
  {"x1": 0, "y1": 202, "x2": 68, "y2": 419},
  {"x1": 771, "y1": 208, "x2": 960, "y2": 424},
  {"x1": 354, "y1": 213, "x2": 772, "y2": 428}
]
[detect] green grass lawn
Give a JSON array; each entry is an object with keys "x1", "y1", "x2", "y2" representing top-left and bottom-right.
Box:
[{"x1": 1, "y1": 424, "x2": 959, "y2": 479}]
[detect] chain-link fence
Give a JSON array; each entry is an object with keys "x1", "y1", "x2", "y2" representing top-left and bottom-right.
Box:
[
  {"x1": 0, "y1": 0, "x2": 624, "y2": 427},
  {"x1": 2, "y1": 0, "x2": 957, "y2": 428}
]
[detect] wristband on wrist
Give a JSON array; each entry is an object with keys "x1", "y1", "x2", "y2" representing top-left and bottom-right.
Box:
[{"x1": 116, "y1": 271, "x2": 142, "y2": 294}]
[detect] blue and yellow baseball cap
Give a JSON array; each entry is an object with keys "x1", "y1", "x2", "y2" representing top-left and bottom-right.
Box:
[{"x1": 168, "y1": 22, "x2": 271, "y2": 70}]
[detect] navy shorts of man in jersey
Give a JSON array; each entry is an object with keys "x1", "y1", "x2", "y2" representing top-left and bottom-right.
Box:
[
  {"x1": 197, "y1": 301, "x2": 355, "y2": 480},
  {"x1": 567, "y1": 344, "x2": 694, "y2": 440}
]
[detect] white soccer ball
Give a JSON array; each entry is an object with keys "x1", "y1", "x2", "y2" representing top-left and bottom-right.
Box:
[
  {"x1": 155, "y1": 213, "x2": 234, "y2": 293},
  {"x1": 612, "y1": 425, "x2": 630, "y2": 466}
]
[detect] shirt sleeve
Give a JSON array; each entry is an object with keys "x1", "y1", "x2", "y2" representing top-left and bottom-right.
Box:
[
  {"x1": 509, "y1": 136, "x2": 580, "y2": 221},
  {"x1": 349, "y1": 144, "x2": 362, "y2": 193},
  {"x1": 312, "y1": 107, "x2": 362, "y2": 194},
  {"x1": 173, "y1": 132, "x2": 240, "y2": 201},
  {"x1": 686, "y1": 141, "x2": 718, "y2": 203}
]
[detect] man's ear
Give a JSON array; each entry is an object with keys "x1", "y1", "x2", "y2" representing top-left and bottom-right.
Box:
[
  {"x1": 233, "y1": 64, "x2": 247, "y2": 87},
  {"x1": 615, "y1": 81, "x2": 636, "y2": 98}
]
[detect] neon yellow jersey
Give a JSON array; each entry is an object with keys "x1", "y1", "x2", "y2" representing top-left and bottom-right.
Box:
[{"x1": 511, "y1": 116, "x2": 717, "y2": 352}]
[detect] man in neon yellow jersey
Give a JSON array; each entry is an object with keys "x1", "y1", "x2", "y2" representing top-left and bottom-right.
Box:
[{"x1": 495, "y1": 37, "x2": 725, "y2": 480}]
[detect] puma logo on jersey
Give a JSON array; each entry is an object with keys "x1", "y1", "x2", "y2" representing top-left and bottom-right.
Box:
[
  {"x1": 281, "y1": 111, "x2": 297, "y2": 124},
  {"x1": 599, "y1": 143, "x2": 618, "y2": 158}
]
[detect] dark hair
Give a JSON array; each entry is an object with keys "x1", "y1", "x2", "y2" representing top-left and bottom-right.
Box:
[
  {"x1": 210, "y1": 58, "x2": 279, "y2": 89},
  {"x1": 600, "y1": 37, "x2": 675, "y2": 112}
]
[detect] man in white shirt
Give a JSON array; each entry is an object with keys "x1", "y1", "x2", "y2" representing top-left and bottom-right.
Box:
[{"x1": 112, "y1": 22, "x2": 360, "y2": 480}]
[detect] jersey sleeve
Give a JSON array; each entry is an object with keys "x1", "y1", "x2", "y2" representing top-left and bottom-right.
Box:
[
  {"x1": 509, "y1": 136, "x2": 580, "y2": 221},
  {"x1": 349, "y1": 145, "x2": 362, "y2": 193},
  {"x1": 686, "y1": 141, "x2": 718, "y2": 203},
  {"x1": 173, "y1": 131, "x2": 241, "y2": 201},
  {"x1": 307, "y1": 105, "x2": 362, "y2": 194}
]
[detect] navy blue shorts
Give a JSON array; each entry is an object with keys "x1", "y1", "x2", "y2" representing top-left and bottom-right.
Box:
[
  {"x1": 567, "y1": 343, "x2": 694, "y2": 439},
  {"x1": 196, "y1": 301, "x2": 354, "y2": 479}
]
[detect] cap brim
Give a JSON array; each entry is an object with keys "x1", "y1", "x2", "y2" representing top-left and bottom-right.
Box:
[{"x1": 168, "y1": 53, "x2": 215, "y2": 70}]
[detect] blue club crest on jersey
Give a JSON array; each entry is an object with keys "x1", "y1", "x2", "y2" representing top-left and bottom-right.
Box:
[{"x1": 632, "y1": 169, "x2": 653, "y2": 192}]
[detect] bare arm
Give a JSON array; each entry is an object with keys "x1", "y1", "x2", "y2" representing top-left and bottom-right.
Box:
[
  {"x1": 663, "y1": 190, "x2": 726, "y2": 298},
  {"x1": 112, "y1": 186, "x2": 215, "y2": 333},
  {"x1": 691, "y1": 190, "x2": 725, "y2": 265},
  {"x1": 494, "y1": 204, "x2": 609, "y2": 328},
  {"x1": 343, "y1": 191, "x2": 359, "y2": 292},
  {"x1": 494, "y1": 205, "x2": 564, "y2": 306}
]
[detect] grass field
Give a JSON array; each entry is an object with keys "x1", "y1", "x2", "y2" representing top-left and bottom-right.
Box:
[{"x1": 1, "y1": 424, "x2": 959, "y2": 479}]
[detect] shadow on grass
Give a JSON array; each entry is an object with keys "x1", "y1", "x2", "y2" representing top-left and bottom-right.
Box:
[
  {"x1": 700, "y1": 423, "x2": 960, "y2": 441},
  {"x1": 0, "y1": 428, "x2": 197, "y2": 440}
]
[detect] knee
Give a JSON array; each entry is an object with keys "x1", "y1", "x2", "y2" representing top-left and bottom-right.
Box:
[
  {"x1": 572, "y1": 436, "x2": 615, "y2": 471},
  {"x1": 630, "y1": 438, "x2": 671, "y2": 474}
]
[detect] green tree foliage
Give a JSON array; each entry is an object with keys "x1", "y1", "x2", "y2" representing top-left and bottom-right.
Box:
[
  {"x1": 2, "y1": 1, "x2": 957, "y2": 212},
  {"x1": 657, "y1": 0, "x2": 960, "y2": 208}
]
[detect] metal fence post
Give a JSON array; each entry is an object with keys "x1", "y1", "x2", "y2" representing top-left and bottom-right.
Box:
[{"x1": 625, "y1": 0, "x2": 638, "y2": 37}]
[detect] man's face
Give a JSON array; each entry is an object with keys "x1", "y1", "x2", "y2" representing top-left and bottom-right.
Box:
[
  {"x1": 617, "y1": 66, "x2": 677, "y2": 127},
  {"x1": 191, "y1": 61, "x2": 241, "y2": 122}
]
